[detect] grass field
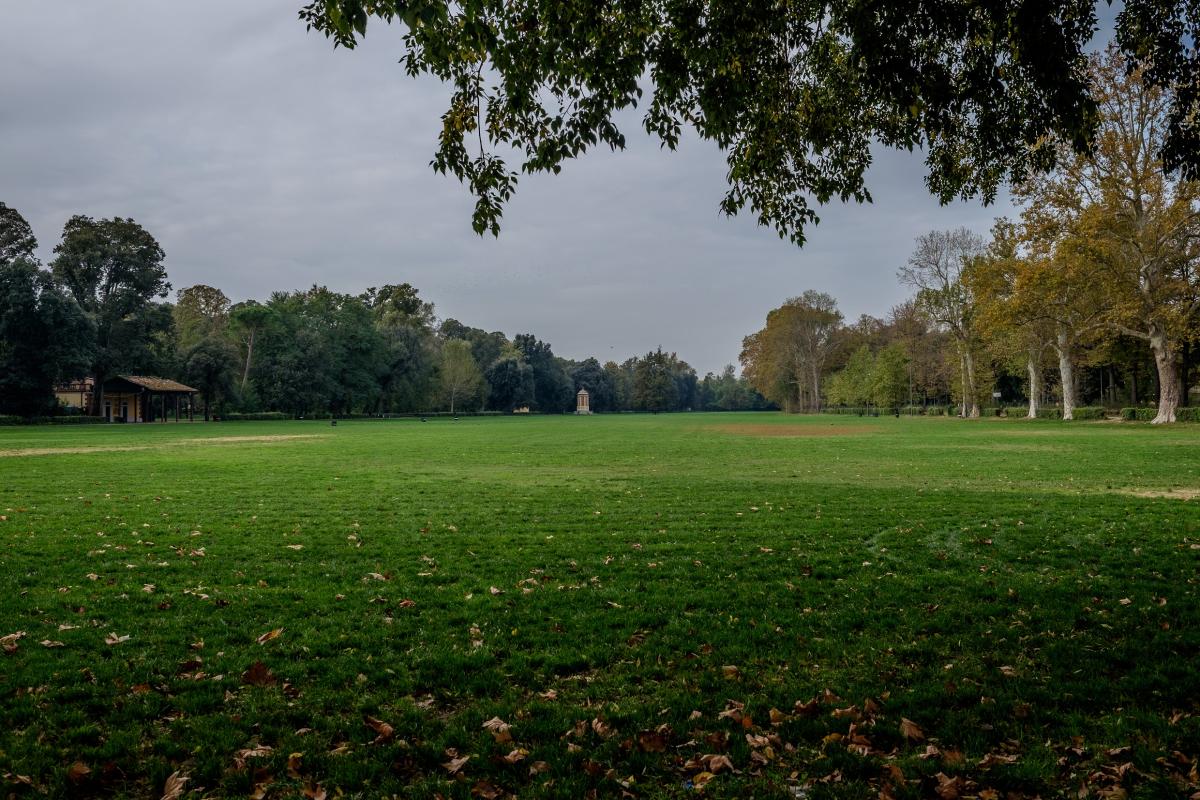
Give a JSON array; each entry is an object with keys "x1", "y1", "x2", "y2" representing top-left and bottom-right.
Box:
[{"x1": 1, "y1": 413, "x2": 1199, "y2": 799}]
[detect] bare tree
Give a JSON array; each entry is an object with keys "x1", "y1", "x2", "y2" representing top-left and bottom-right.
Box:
[{"x1": 899, "y1": 229, "x2": 986, "y2": 417}]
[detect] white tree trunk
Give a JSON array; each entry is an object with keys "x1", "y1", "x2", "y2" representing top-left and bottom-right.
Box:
[
  {"x1": 1150, "y1": 326, "x2": 1179, "y2": 424},
  {"x1": 1027, "y1": 356, "x2": 1041, "y2": 419},
  {"x1": 1055, "y1": 329, "x2": 1076, "y2": 421},
  {"x1": 963, "y1": 348, "x2": 980, "y2": 418}
]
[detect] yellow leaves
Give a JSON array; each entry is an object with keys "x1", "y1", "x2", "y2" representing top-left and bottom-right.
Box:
[
  {"x1": 104, "y1": 632, "x2": 131, "y2": 646},
  {"x1": 256, "y1": 628, "x2": 283, "y2": 645},
  {"x1": 159, "y1": 770, "x2": 188, "y2": 800},
  {"x1": 364, "y1": 715, "x2": 395, "y2": 744},
  {"x1": 900, "y1": 717, "x2": 925, "y2": 741}
]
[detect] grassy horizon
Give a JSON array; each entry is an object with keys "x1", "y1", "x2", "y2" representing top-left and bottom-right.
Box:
[{"x1": 1, "y1": 413, "x2": 1198, "y2": 799}]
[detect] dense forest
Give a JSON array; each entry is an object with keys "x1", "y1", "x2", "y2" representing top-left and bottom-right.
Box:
[{"x1": 0, "y1": 204, "x2": 771, "y2": 419}]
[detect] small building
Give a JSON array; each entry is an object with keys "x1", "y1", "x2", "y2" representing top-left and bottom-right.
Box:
[
  {"x1": 575, "y1": 388, "x2": 593, "y2": 415},
  {"x1": 55, "y1": 376, "x2": 198, "y2": 422}
]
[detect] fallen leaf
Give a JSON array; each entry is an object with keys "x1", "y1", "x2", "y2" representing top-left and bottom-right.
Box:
[
  {"x1": 471, "y1": 780, "x2": 503, "y2": 799},
  {"x1": 489, "y1": 586, "x2": 504, "y2": 595},
  {"x1": 528, "y1": 761, "x2": 551, "y2": 776},
  {"x1": 104, "y1": 632, "x2": 131, "y2": 646},
  {"x1": 256, "y1": 628, "x2": 283, "y2": 645},
  {"x1": 900, "y1": 718, "x2": 924, "y2": 741},
  {"x1": 241, "y1": 661, "x2": 277, "y2": 687},
  {"x1": 364, "y1": 715, "x2": 394, "y2": 744},
  {"x1": 300, "y1": 782, "x2": 326, "y2": 800},
  {"x1": 160, "y1": 770, "x2": 188, "y2": 800},
  {"x1": 442, "y1": 754, "x2": 470, "y2": 775},
  {"x1": 40, "y1": 639, "x2": 65, "y2": 648},
  {"x1": 1, "y1": 631, "x2": 25, "y2": 653},
  {"x1": 500, "y1": 748, "x2": 528, "y2": 764},
  {"x1": 483, "y1": 716, "x2": 513, "y2": 743},
  {"x1": 67, "y1": 762, "x2": 91, "y2": 784}
]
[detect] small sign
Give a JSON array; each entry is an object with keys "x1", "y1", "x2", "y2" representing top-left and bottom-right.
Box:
[{"x1": 992, "y1": 391, "x2": 1002, "y2": 398}]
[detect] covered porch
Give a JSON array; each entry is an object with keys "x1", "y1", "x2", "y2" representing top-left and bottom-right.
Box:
[{"x1": 100, "y1": 376, "x2": 198, "y2": 422}]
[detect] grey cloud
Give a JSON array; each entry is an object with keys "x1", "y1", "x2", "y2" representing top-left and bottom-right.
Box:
[{"x1": 3, "y1": 2, "x2": 1063, "y2": 374}]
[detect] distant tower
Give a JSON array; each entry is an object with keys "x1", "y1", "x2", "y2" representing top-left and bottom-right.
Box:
[{"x1": 575, "y1": 388, "x2": 593, "y2": 415}]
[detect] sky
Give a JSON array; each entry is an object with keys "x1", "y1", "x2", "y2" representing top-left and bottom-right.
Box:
[{"x1": 0, "y1": 3, "x2": 1076, "y2": 375}]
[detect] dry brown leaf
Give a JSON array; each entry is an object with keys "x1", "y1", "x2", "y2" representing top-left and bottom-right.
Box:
[
  {"x1": 66, "y1": 762, "x2": 91, "y2": 784},
  {"x1": 300, "y1": 782, "x2": 326, "y2": 800},
  {"x1": 500, "y1": 748, "x2": 528, "y2": 764},
  {"x1": 638, "y1": 730, "x2": 668, "y2": 752},
  {"x1": 483, "y1": 716, "x2": 513, "y2": 743},
  {"x1": 256, "y1": 628, "x2": 283, "y2": 645},
  {"x1": 241, "y1": 661, "x2": 277, "y2": 687},
  {"x1": 364, "y1": 715, "x2": 394, "y2": 744},
  {"x1": 160, "y1": 770, "x2": 188, "y2": 800},
  {"x1": 104, "y1": 632, "x2": 130, "y2": 646},
  {"x1": 1, "y1": 631, "x2": 25, "y2": 654},
  {"x1": 442, "y1": 754, "x2": 470, "y2": 775},
  {"x1": 40, "y1": 639, "x2": 65, "y2": 648},
  {"x1": 489, "y1": 586, "x2": 504, "y2": 595},
  {"x1": 899, "y1": 718, "x2": 924, "y2": 742},
  {"x1": 470, "y1": 780, "x2": 503, "y2": 799},
  {"x1": 528, "y1": 760, "x2": 551, "y2": 776}
]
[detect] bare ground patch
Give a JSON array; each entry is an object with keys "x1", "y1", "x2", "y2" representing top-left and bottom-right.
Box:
[
  {"x1": 1118, "y1": 487, "x2": 1200, "y2": 500},
  {"x1": 0, "y1": 434, "x2": 328, "y2": 458},
  {"x1": 706, "y1": 423, "x2": 869, "y2": 438}
]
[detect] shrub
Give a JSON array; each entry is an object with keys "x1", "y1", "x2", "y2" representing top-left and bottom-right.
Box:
[
  {"x1": 1121, "y1": 407, "x2": 1156, "y2": 421},
  {"x1": 1071, "y1": 406, "x2": 1107, "y2": 420},
  {"x1": 900, "y1": 406, "x2": 926, "y2": 416},
  {"x1": 1036, "y1": 407, "x2": 1063, "y2": 420},
  {"x1": 1176, "y1": 407, "x2": 1200, "y2": 422},
  {"x1": 0, "y1": 415, "x2": 22, "y2": 426},
  {"x1": 223, "y1": 412, "x2": 292, "y2": 421}
]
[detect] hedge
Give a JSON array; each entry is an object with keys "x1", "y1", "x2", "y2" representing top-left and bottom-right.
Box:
[
  {"x1": 1121, "y1": 406, "x2": 1200, "y2": 422},
  {"x1": 0, "y1": 414, "x2": 109, "y2": 426},
  {"x1": 222, "y1": 412, "x2": 291, "y2": 421}
]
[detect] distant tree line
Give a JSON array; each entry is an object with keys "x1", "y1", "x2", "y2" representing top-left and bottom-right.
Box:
[
  {"x1": 0, "y1": 206, "x2": 771, "y2": 418},
  {"x1": 742, "y1": 51, "x2": 1200, "y2": 423}
]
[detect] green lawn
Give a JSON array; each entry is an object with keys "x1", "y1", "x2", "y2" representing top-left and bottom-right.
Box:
[{"x1": 1, "y1": 413, "x2": 1198, "y2": 799}]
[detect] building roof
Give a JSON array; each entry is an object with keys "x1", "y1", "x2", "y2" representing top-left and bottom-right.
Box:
[{"x1": 119, "y1": 375, "x2": 198, "y2": 393}]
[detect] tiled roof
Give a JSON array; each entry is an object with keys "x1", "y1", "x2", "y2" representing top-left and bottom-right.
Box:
[{"x1": 119, "y1": 375, "x2": 198, "y2": 393}]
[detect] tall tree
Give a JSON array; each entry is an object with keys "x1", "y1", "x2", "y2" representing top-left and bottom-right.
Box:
[
  {"x1": 1016, "y1": 50, "x2": 1200, "y2": 423},
  {"x1": 440, "y1": 339, "x2": 483, "y2": 414},
  {"x1": 301, "y1": 2, "x2": 1200, "y2": 243},
  {"x1": 182, "y1": 336, "x2": 239, "y2": 421},
  {"x1": 174, "y1": 285, "x2": 231, "y2": 352},
  {"x1": 0, "y1": 202, "x2": 38, "y2": 265},
  {"x1": 50, "y1": 216, "x2": 171, "y2": 416},
  {"x1": 514, "y1": 334, "x2": 573, "y2": 413},
  {"x1": 0, "y1": 258, "x2": 93, "y2": 416},
  {"x1": 229, "y1": 300, "x2": 274, "y2": 394},
  {"x1": 742, "y1": 292, "x2": 842, "y2": 412},
  {"x1": 899, "y1": 228, "x2": 986, "y2": 417},
  {"x1": 486, "y1": 351, "x2": 534, "y2": 412},
  {"x1": 633, "y1": 348, "x2": 679, "y2": 412}
]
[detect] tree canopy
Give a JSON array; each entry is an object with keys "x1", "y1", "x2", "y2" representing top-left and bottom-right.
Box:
[{"x1": 301, "y1": 0, "x2": 1198, "y2": 244}]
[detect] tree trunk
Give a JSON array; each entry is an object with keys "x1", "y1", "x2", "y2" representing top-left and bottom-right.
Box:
[
  {"x1": 450, "y1": 389, "x2": 456, "y2": 415},
  {"x1": 963, "y1": 348, "x2": 980, "y2": 418},
  {"x1": 240, "y1": 329, "x2": 255, "y2": 392},
  {"x1": 1055, "y1": 328, "x2": 1076, "y2": 421},
  {"x1": 203, "y1": 391, "x2": 211, "y2": 422},
  {"x1": 1150, "y1": 326, "x2": 1179, "y2": 424},
  {"x1": 811, "y1": 364, "x2": 821, "y2": 413},
  {"x1": 1026, "y1": 356, "x2": 1041, "y2": 419},
  {"x1": 958, "y1": 351, "x2": 968, "y2": 417},
  {"x1": 1181, "y1": 340, "x2": 1191, "y2": 407}
]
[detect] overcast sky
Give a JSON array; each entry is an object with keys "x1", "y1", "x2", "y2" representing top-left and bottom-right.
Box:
[{"x1": 3, "y1": 4, "x2": 1111, "y2": 374}]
